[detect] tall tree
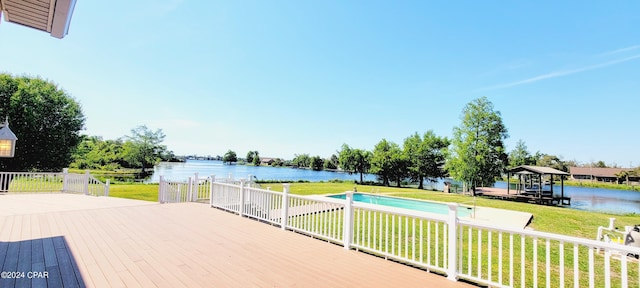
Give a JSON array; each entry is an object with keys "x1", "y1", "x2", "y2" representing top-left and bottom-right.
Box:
[
  {"x1": 338, "y1": 144, "x2": 372, "y2": 183},
  {"x1": 0, "y1": 74, "x2": 85, "y2": 171},
  {"x1": 446, "y1": 97, "x2": 509, "y2": 194},
  {"x1": 222, "y1": 150, "x2": 238, "y2": 164},
  {"x1": 252, "y1": 151, "x2": 260, "y2": 166},
  {"x1": 123, "y1": 125, "x2": 167, "y2": 173},
  {"x1": 403, "y1": 131, "x2": 450, "y2": 189},
  {"x1": 338, "y1": 144, "x2": 355, "y2": 172},
  {"x1": 370, "y1": 139, "x2": 405, "y2": 187},
  {"x1": 310, "y1": 155, "x2": 324, "y2": 171},
  {"x1": 509, "y1": 139, "x2": 535, "y2": 167},
  {"x1": 536, "y1": 154, "x2": 568, "y2": 172},
  {"x1": 292, "y1": 153, "x2": 311, "y2": 168},
  {"x1": 246, "y1": 151, "x2": 255, "y2": 164},
  {"x1": 324, "y1": 154, "x2": 339, "y2": 170}
]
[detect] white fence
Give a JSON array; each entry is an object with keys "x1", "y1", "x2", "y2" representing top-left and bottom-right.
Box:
[
  {"x1": 208, "y1": 181, "x2": 640, "y2": 288},
  {"x1": 0, "y1": 169, "x2": 109, "y2": 196},
  {"x1": 158, "y1": 173, "x2": 258, "y2": 204}
]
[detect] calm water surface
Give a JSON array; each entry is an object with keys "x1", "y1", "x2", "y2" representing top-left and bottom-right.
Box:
[
  {"x1": 149, "y1": 160, "x2": 377, "y2": 183},
  {"x1": 150, "y1": 160, "x2": 640, "y2": 214},
  {"x1": 493, "y1": 181, "x2": 640, "y2": 215}
]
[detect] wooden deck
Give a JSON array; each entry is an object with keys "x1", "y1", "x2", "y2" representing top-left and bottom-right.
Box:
[{"x1": 0, "y1": 194, "x2": 474, "y2": 287}]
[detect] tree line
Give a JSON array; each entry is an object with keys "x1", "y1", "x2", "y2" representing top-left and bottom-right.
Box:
[
  {"x1": 70, "y1": 126, "x2": 179, "y2": 173},
  {"x1": 221, "y1": 96, "x2": 591, "y2": 193}
]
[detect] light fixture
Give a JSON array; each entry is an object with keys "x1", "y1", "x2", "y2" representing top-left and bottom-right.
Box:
[{"x1": 0, "y1": 117, "x2": 17, "y2": 158}]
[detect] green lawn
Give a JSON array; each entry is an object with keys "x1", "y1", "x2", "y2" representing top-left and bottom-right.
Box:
[{"x1": 109, "y1": 183, "x2": 159, "y2": 202}]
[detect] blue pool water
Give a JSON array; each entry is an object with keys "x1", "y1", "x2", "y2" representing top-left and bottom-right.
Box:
[{"x1": 328, "y1": 193, "x2": 473, "y2": 217}]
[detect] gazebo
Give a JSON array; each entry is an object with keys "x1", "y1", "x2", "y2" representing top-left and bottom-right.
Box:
[{"x1": 506, "y1": 165, "x2": 570, "y2": 204}]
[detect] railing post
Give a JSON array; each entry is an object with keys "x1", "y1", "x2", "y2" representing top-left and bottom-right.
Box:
[
  {"x1": 194, "y1": 172, "x2": 199, "y2": 201},
  {"x1": 343, "y1": 192, "x2": 354, "y2": 250},
  {"x1": 105, "y1": 179, "x2": 110, "y2": 197},
  {"x1": 447, "y1": 203, "x2": 458, "y2": 281},
  {"x1": 62, "y1": 168, "x2": 69, "y2": 193},
  {"x1": 84, "y1": 170, "x2": 90, "y2": 195},
  {"x1": 214, "y1": 174, "x2": 216, "y2": 207},
  {"x1": 281, "y1": 184, "x2": 290, "y2": 230},
  {"x1": 239, "y1": 179, "x2": 245, "y2": 217},
  {"x1": 187, "y1": 177, "x2": 193, "y2": 202},
  {"x1": 159, "y1": 175, "x2": 165, "y2": 203}
]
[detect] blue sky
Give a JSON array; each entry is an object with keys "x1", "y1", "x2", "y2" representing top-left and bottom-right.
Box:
[{"x1": 1, "y1": 1, "x2": 639, "y2": 166}]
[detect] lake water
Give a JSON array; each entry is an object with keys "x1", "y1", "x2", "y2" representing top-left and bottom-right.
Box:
[
  {"x1": 149, "y1": 160, "x2": 378, "y2": 183},
  {"x1": 149, "y1": 160, "x2": 640, "y2": 215},
  {"x1": 493, "y1": 181, "x2": 640, "y2": 215}
]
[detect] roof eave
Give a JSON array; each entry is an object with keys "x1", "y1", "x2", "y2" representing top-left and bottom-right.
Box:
[{"x1": 50, "y1": 0, "x2": 76, "y2": 39}]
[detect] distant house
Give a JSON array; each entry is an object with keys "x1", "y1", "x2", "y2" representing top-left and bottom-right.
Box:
[
  {"x1": 260, "y1": 158, "x2": 276, "y2": 166},
  {"x1": 568, "y1": 166, "x2": 638, "y2": 183}
]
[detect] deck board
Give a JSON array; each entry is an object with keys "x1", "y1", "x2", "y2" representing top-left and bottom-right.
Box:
[{"x1": 0, "y1": 193, "x2": 473, "y2": 287}]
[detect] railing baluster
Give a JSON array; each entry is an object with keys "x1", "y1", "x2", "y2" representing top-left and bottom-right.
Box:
[
  {"x1": 468, "y1": 226, "x2": 472, "y2": 276},
  {"x1": 546, "y1": 239, "x2": 551, "y2": 288},
  {"x1": 589, "y1": 248, "x2": 595, "y2": 288},
  {"x1": 412, "y1": 218, "x2": 416, "y2": 261},
  {"x1": 488, "y1": 231, "x2": 492, "y2": 282},
  {"x1": 604, "y1": 249, "x2": 611, "y2": 288},
  {"x1": 533, "y1": 237, "x2": 538, "y2": 288},
  {"x1": 498, "y1": 232, "x2": 502, "y2": 285},
  {"x1": 509, "y1": 233, "x2": 513, "y2": 287},
  {"x1": 477, "y1": 229, "x2": 482, "y2": 279}
]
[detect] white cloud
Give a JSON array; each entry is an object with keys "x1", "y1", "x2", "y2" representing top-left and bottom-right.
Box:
[
  {"x1": 481, "y1": 54, "x2": 640, "y2": 91},
  {"x1": 599, "y1": 44, "x2": 640, "y2": 56}
]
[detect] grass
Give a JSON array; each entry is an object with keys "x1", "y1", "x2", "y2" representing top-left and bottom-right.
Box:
[{"x1": 109, "y1": 183, "x2": 159, "y2": 202}]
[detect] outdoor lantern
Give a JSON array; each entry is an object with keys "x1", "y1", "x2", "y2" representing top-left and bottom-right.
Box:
[{"x1": 0, "y1": 117, "x2": 17, "y2": 158}]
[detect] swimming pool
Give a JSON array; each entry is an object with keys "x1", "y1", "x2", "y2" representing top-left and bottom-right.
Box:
[{"x1": 328, "y1": 193, "x2": 473, "y2": 217}]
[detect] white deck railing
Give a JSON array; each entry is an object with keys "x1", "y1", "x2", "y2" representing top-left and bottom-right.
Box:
[
  {"x1": 158, "y1": 173, "x2": 258, "y2": 204},
  {"x1": 208, "y1": 181, "x2": 640, "y2": 288},
  {"x1": 0, "y1": 169, "x2": 109, "y2": 196}
]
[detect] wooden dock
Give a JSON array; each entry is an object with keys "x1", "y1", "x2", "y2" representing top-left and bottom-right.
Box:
[{"x1": 476, "y1": 187, "x2": 571, "y2": 206}]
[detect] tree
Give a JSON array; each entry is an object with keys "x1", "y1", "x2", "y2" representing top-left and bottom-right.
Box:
[
  {"x1": 403, "y1": 131, "x2": 450, "y2": 189},
  {"x1": 370, "y1": 139, "x2": 405, "y2": 187},
  {"x1": 0, "y1": 74, "x2": 85, "y2": 171},
  {"x1": 222, "y1": 150, "x2": 238, "y2": 164},
  {"x1": 123, "y1": 125, "x2": 167, "y2": 173},
  {"x1": 324, "y1": 154, "x2": 339, "y2": 170},
  {"x1": 509, "y1": 139, "x2": 536, "y2": 167},
  {"x1": 338, "y1": 144, "x2": 372, "y2": 183},
  {"x1": 246, "y1": 151, "x2": 255, "y2": 164},
  {"x1": 310, "y1": 155, "x2": 324, "y2": 171},
  {"x1": 252, "y1": 151, "x2": 260, "y2": 166},
  {"x1": 292, "y1": 154, "x2": 311, "y2": 168},
  {"x1": 594, "y1": 160, "x2": 607, "y2": 168},
  {"x1": 536, "y1": 154, "x2": 568, "y2": 172},
  {"x1": 446, "y1": 97, "x2": 509, "y2": 194},
  {"x1": 71, "y1": 136, "x2": 125, "y2": 170}
]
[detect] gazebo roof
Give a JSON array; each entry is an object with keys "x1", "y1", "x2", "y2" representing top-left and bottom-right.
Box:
[{"x1": 508, "y1": 165, "x2": 569, "y2": 176}]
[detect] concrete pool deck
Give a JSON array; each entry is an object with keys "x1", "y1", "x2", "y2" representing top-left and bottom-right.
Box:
[
  {"x1": 466, "y1": 206, "x2": 533, "y2": 229},
  {"x1": 315, "y1": 192, "x2": 533, "y2": 230}
]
